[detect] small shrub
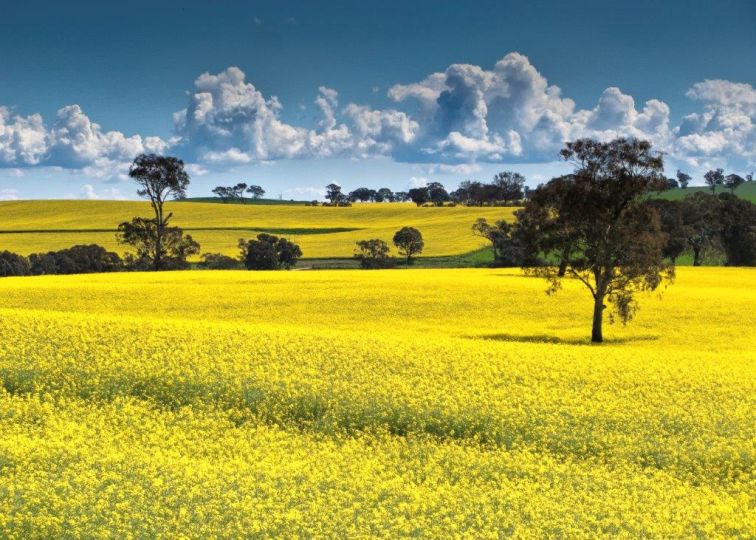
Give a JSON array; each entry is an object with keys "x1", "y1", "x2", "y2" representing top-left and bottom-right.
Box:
[
  {"x1": 198, "y1": 253, "x2": 242, "y2": 270},
  {"x1": 354, "y1": 239, "x2": 393, "y2": 269}
]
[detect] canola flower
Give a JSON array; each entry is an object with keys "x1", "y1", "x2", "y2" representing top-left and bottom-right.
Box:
[
  {"x1": 0, "y1": 267, "x2": 752, "y2": 537},
  {"x1": 0, "y1": 200, "x2": 515, "y2": 258}
]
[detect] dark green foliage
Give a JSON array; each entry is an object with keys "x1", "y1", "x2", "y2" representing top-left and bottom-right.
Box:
[
  {"x1": 392, "y1": 227, "x2": 424, "y2": 265},
  {"x1": 348, "y1": 187, "x2": 378, "y2": 203},
  {"x1": 354, "y1": 239, "x2": 393, "y2": 269},
  {"x1": 117, "y1": 217, "x2": 200, "y2": 270},
  {"x1": 408, "y1": 183, "x2": 449, "y2": 206},
  {"x1": 212, "y1": 187, "x2": 235, "y2": 202},
  {"x1": 492, "y1": 172, "x2": 525, "y2": 205},
  {"x1": 676, "y1": 170, "x2": 691, "y2": 189},
  {"x1": 246, "y1": 185, "x2": 265, "y2": 199},
  {"x1": 0, "y1": 251, "x2": 31, "y2": 277},
  {"x1": 239, "y1": 234, "x2": 302, "y2": 270},
  {"x1": 127, "y1": 154, "x2": 192, "y2": 270},
  {"x1": 28, "y1": 245, "x2": 122, "y2": 275},
  {"x1": 472, "y1": 218, "x2": 538, "y2": 267},
  {"x1": 679, "y1": 193, "x2": 722, "y2": 266},
  {"x1": 516, "y1": 138, "x2": 673, "y2": 343},
  {"x1": 717, "y1": 193, "x2": 756, "y2": 266},
  {"x1": 214, "y1": 183, "x2": 254, "y2": 203},
  {"x1": 0, "y1": 245, "x2": 124, "y2": 277},
  {"x1": 704, "y1": 168, "x2": 725, "y2": 194},
  {"x1": 647, "y1": 200, "x2": 688, "y2": 264},
  {"x1": 198, "y1": 253, "x2": 242, "y2": 270},
  {"x1": 325, "y1": 184, "x2": 350, "y2": 206},
  {"x1": 375, "y1": 188, "x2": 395, "y2": 202},
  {"x1": 724, "y1": 174, "x2": 745, "y2": 194},
  {"x1": 408, "y1": 187, "x2": 430, "y2": 206}
]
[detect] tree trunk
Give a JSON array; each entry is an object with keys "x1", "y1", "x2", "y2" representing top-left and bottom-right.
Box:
[
  {"x1": 557, "y1": 246, "x2": 570, "y2": 277},
  {"x1": 591, "y1": 296, "x2": 605, "y2": 343},
  {"x1": 557, "y1": 259, "x2": 568, "y2": 277},
  {"x1": 155, "y1": 223, "x2": 162, "y2": 271},
  {"x1": 692, "y1": 246, "x2": 702, "y2": 267}
]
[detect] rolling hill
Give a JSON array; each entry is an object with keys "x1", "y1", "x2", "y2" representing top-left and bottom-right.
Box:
[
  {"x1": 0, "y1": 200, "x2": 515, "y2": 259},
  {"x1": 657, "y1": 181, "x2": 756, "y2": 203}
]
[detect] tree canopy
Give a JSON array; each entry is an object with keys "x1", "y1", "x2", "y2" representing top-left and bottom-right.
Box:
[{"x1": 517, "y1": 138, "x2": 673, "y2": 343}]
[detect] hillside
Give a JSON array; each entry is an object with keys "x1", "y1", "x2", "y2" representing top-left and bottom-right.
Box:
[
  {"x1": 178, "y1": 197, "x2": 309, "y2": 205},
  {"x1": 0, "y1": 200, "x2": 515, "y2": 259},
  {"x1": 657, "y1": 181, "x2": 756, "y2": 203}
]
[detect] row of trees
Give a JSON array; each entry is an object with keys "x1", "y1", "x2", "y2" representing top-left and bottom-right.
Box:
[
  {"x1": 650, "y1": 193, "x2": 756, "y2": 266},
  {"x1": 701, "y1": 169, "x2": 752, "y2": 194},
  {"x1": 217, "y1": 168, "x2": 750, "y2": 209},
  {"x1": 450, "y1": 172, "x2": 526, "y2": 206},
  {"x1": 212, "y1": 183, "x2": 266, "y2": 203},
  {"x1": 0, "y1": 245, "x2": 124, "y2": 277},
  {"x1": 353, "y1": 227, "x2": 425, "y2": 268},
  {"x1": 323, "y1": 173, "x2": 527, "y2": 208},
  {"x1": 476, "y1": 189, "x2": 756, "y2": 269}
]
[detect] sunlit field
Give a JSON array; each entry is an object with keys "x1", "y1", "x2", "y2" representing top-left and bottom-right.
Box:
[
  {"x1": 0, "y1": 200, "x2": 514, "y2": 258},
  {"x1": 0, "y1": 267, "x2": 752, "y2": 537}
]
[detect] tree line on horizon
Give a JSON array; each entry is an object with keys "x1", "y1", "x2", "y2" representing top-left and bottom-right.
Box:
[{"x1": 209, "y1": 166, "x2": 752, "y2": 207}]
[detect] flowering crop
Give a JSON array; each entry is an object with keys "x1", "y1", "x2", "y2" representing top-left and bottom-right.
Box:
[
  {"x1": 0, "y1": 200, "x2": 514, "y2": 258},
  {"x1": 0, "y1": 267, "x2": 752, "y2": 536}
]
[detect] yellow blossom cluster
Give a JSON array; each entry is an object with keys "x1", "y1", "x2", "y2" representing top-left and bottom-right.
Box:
[{"x1": 0, "y1": 267, "x2": 752, "y2": 536}]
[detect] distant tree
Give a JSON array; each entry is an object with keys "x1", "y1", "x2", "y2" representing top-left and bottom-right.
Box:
[
  {"x1": 680, "y1": 192, "x2": 721, "y2": 266},
  {"x1": 353, "y1": 239, "x2": 393, "y2": 268},
  {"x1": 472, "y1": 218, "x2": 509, "y2": 262},
  {"x1": 239, "y1": 234, "x2": 302, "y2": 270},
  {"x1": 348, "y1": 187, "x2": 375, "y2": 203},
  {"x1": 247, "y1": 185, "x2": 266, "y2": 199},
  {"x1": 676, "y1": 170, "x2": 691, "y2": 189},
  {"x1": 408, "y1": 187, "x2": 430, "y2": 206},
  {"x1": 665, "y1": 177, "x2": 679, "y2": 189},
  {"x1": 197, "y1": 253, "x2": 242, "y2": 270},
  {"x1": 724, "y1": 174, "x2": 745, "y2": 194},
  {"x1": 747, "y1": 173, "x2": 753, "y2": 183},
  {"x1": 233, "y1": 182, "x2": 248, "y2": 202},
  {"x1": 647, "y1": 200, "x2": 688, "y2": 264},
  {"x1": 117, "y1": 217, "x2": 200, "y2": 270},
  {"x1": 128, "y1": 154, "x2": 190, "y2": 270},
  {"x1": 0, "y1": 251, "x2": 30, "y2": 277},
  {"x1": 515, "y1": 175, "x2": 577, "y2": 276},
  {"x1": 492, "y1": 171, "x2": 525, "y2": 205},
  {"x1": 376, "y1": 188, "x2": 395, "y2": 202},
  {"x1": 427, "y1": 182, "x2": 450, "y2": 206},
  {"x1": 704, "y1": 168, "x2": 725, "y2": 194},
  {"x1": 451, "y1": 180, "x2": 474, "y2": 205},
  {"x1": 325, "y1": 183, "x2": 349, "y2": 206},
  {"x1": 517, "y1": 138, "x2": 673, "y2": 343},
  {"x1": 392, "y1": 227, "x2": 424, "y2": 266},
  {"x1": 212, "y1": 186, "x2": 234, "y2": 203},
  {"x1": 717, "y1": 193, "x2": 756, "y2": 266},
  {"x1": 394, "y1": 191, "x2": 411, "y2": 203},
  {"x1": 472, "y1": 217, "x2": 534, "y2": 267}
]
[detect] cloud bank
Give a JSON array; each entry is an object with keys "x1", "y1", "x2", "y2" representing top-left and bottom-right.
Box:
[{"x1": 0, "y1": 53, "x2": 753, "y2": 175}]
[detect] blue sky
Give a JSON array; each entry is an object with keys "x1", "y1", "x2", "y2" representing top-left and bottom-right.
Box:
[{"x1": 0, "y1": 0, "x2": 754, "y2": 200}]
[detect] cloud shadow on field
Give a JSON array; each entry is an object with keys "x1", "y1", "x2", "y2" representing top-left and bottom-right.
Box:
[{"x1": 467, "y1": 333, "x2": 660, "y2": 346}]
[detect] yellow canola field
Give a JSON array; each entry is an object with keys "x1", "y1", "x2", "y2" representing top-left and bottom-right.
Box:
[
  {"x1": 0, "y1": 200, "x2": 514, "y2": 258},
  {"x1": 0, "y1": 267, "x2": 753, "y2": 537}
]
